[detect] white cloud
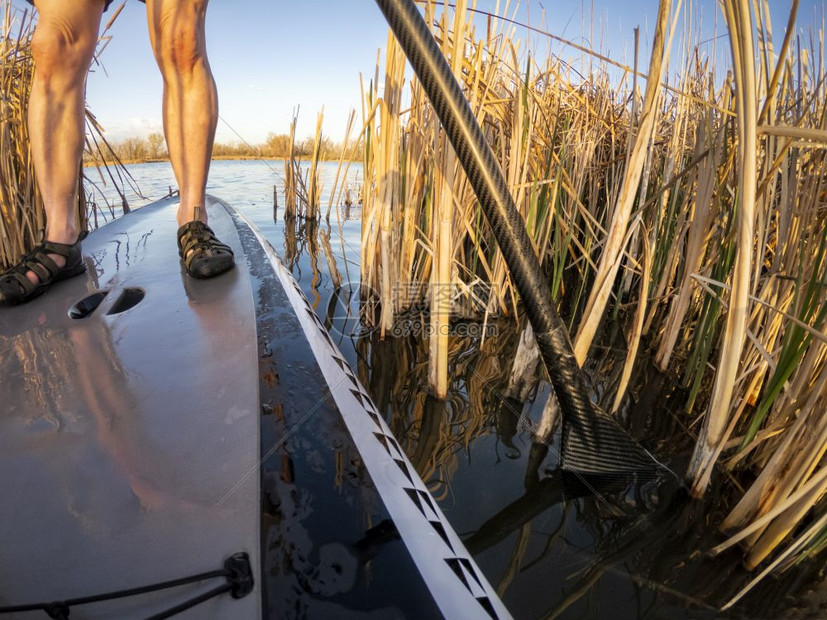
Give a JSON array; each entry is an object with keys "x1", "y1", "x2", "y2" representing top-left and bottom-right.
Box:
[{"x1": 100, "y1": 116, "x2": 164, "y2": 142}]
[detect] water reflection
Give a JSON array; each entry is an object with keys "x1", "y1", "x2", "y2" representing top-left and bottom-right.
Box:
[
  {"x1": 346, "y1": 318, "x2": 820, "y2": 618},
  {"x1": 65, "y1": 318, "x2": 204, "y2": 513},
  {"x1": 242, "y1": 219, "x2": 441, "y2": 618}
]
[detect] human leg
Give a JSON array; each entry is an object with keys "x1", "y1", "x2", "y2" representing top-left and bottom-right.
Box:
[
  {"x1": 144, "y1": 0, "x2": 232, "y2": 278},
  {"x1": 28, "y1": 0, "x2": 104, "y2": 250},
  {"x1": 145, "y1": 0, "x2": 217, "y2": 229},
  {"x1": 0, "y1": 0, "x2": 105, "y2": 304}
]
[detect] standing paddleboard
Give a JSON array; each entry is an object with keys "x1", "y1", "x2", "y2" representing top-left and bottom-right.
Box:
[
  {"x1": 0, "y1": 198, "x2": 260, "y2": 619},
  {"x1": 0, "y1": 196, "x2": 511, "y2": 619}
]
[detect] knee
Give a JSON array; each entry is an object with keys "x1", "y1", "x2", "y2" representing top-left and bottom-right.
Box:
[
  {"x1": 30, "y1": 20, "x2": 95, "y2": 79},
  {"x1": 154, "y1": 11, "x2": 207, "y2": 76}
]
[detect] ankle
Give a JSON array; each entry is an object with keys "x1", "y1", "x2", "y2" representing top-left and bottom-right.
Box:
[
  {"x1": 177, "y1": 205, "x2": 208, "y2": 228},
  {"x1": 44, "y1": 224, "x2": 79, "y2": 245}
]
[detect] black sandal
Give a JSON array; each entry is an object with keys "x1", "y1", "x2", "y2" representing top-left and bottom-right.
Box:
[
  {"x1": 0, "y1": 235, "x2": 87, "y2": 306},
  {"x1": 177, "y1": 220, "x2": 235, "y2": 279}
]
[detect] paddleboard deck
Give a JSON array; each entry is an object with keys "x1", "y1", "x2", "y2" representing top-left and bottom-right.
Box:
[
  {"x1": 0, "y1": 197, "x2": 260, "y2": 618},
  {"x1": 0, "y1": 196, "x2": 510, "y2": 619}
]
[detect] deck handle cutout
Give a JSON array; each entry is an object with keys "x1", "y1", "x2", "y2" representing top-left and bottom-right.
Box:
[
  {"x1": 107, "y1": 287, "x2": 146, "y2": 316},
  {"x1": 68, "y1": 290, "x2": 109, "y2": 320}
]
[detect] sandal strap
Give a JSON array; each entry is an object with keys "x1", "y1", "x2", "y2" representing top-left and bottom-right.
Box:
[
  {"x1": 24, "y1": 254, "x2": 57, "y2": 282},
  {"x1": 11, "y1": 245, "x2": 61, "y2": 280},
  {"x1": 41, "y1": 240, "x2": 80, "y2": 257}
]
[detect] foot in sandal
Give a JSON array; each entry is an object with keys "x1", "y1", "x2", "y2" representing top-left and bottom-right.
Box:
[
  {"x1": 0, "y1": 235, "x2": 86, "y2": 306},
  {"x1": 177, "y1": 219, "x2": 235, "y2": 279}
]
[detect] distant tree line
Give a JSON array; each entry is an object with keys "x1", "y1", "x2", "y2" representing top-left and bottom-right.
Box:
[{"x1": 84, "y1": 131, "x2": 361, "y2": 165}]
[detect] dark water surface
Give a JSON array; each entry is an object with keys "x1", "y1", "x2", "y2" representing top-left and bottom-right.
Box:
[{"x1": 88, "y1": 160, "x2": 825, "y2": 619}]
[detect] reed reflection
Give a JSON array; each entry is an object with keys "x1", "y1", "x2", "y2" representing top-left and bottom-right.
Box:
[{"x1": 343, "y1": 314, "x2": 818, "y2": 618}]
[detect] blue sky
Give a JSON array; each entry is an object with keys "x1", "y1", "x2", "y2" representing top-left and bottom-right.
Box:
[{"x1": 9, "y1": 0, "x2": 822, "y2": 146}]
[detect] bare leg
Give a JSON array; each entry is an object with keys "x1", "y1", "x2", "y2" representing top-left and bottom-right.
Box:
[
  {"x1": 26, "y1": 0, "x2": 105, "y2": 285},
  {"x1": 145, "y1": 0, "x2": 217, "y2": 229}
]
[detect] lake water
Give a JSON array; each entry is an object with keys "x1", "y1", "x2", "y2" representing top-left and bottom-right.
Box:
[{"x1": 85, "y1": 159, "x2": 822, "y2": 619}]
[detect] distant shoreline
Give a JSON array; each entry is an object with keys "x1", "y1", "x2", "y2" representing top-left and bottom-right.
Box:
[{"x1": 83, "y1": 155, "x2": 359, "y2": 167}]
